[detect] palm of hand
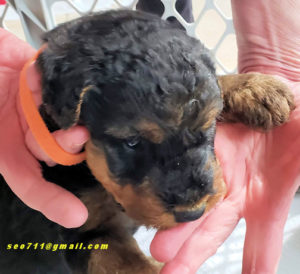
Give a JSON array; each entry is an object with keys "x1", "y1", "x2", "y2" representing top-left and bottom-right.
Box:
[{"x1": 151, "y1": 82, "x2": 300, "y2": 274}]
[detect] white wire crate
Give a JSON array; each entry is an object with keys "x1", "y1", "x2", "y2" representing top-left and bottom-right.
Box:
[{"x1": 0, "y1": 0, "x2": 237, "y2": 74}]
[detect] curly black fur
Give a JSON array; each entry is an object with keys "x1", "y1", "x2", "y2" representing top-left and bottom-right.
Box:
[
  {"x1": 0, "y1": 10, "x2": 222, "y2": 273},
  {"x1": 37, "y1": 10, "x2": 221, "y2": 205}
]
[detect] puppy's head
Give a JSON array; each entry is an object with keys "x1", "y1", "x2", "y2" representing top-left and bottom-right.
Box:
[{"x1": 37, "y1": 10, "x2": 225, "y2": 229}]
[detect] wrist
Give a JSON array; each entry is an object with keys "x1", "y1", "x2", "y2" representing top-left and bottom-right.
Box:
[{"x1": 231, "y1": 0, "x2": 300, "y2": 81}]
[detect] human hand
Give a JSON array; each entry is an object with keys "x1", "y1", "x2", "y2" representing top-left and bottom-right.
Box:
[
  {"x1": 0, "y1": 28, "x2": 89, "y2": 228},
  {"x1": 150, "y1": 1, "x2": 300, "y2": 273}
]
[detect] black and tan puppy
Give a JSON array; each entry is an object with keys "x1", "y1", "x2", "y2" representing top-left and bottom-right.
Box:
[{"x1": 0, "y1": 10, "x2": 294, "y2": 274}]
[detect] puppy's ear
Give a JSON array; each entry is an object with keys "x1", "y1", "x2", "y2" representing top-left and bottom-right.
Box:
[{"x1": 36, "y1": 49, "x2": 95, "y2": 129}]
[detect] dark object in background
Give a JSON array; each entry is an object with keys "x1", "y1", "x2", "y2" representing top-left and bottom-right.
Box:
[{"x1": 137, "y1": 0, "x2": 194, "y2": 27}]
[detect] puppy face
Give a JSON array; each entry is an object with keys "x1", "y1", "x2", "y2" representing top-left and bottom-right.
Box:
[{"x1": 37, "y1": 10, "x2": 225, "y2": 229}]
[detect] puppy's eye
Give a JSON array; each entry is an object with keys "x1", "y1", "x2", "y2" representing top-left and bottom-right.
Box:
[{"x1": 125, "y1": 136, "x2": 140, "y2": 148}]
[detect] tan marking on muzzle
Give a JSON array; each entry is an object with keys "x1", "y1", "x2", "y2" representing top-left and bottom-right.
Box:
[
  {"x1": 174, "y1": 158, "x2": 226, "y2": 214},
  {"x1": 85, "y1": 141, "x2": 176, "y2": 229}
]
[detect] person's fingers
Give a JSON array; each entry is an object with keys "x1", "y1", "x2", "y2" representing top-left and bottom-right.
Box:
[
  {"x1": 26, "y1": 62, "x2": 42, "y2": 105},
  {"x1": 159, "y1": 200, "x2": 241, "y2": 274},
  {"x1": 151, "y1": 219, "x2": 203, "y2": 262},
  {"x1": 0, "y1": 28, "x2": 35, "y2": 70},
  {"x1": 1, "y1": 142, "x2": 88, "y2": 228},
  {"x1": 16, "y1": 62, "x2": 39, "y2": 133},
  {"x1": 25, "y1": 126, "x2": 89, "y2": 166},
  {"x1": 52, "y1": 126, "x2": 89, "y2": 153},
  {"x1": 25, "y1": 129, "x2": 55, "y2": 166},
  {"x1": 242, "y1": 186, "x2": 297, "y2": 274},
  {"x1": 24, "y1": 62, "x2": 89, "y2": 166},
  {"x1": 242, "y1": 218, "x2": 285, "y2": 274},
  {"x1": 21, "y1": 176, "x2": 88, "y2": 228}
]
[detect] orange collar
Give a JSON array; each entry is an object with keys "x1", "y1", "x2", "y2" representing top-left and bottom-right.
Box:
[{"x1": 19, "y1": 48, "x2": 86, "y2": 166}]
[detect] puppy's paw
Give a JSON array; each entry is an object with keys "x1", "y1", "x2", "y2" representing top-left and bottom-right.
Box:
[{"x1": 218, "y1": 73, "x2": 295, "y2": 130}]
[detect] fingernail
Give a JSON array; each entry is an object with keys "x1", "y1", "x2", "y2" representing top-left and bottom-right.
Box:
[{"x1": 73, "y1": 141, "x2": 86, "y2": 147}]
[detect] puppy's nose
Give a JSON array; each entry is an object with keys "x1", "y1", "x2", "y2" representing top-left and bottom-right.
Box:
[{"x1": 173, "y1": 206, "x2": 205, "y2": 223}]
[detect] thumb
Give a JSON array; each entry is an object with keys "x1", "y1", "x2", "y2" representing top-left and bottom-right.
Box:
[
  {"x1": 26, "y1": 125, "x2": 89, "y2": 166},
  {"x1": 24, "y1": 62, "x2": 90, "y2": 166},
  {"x1": 151, "y1": 200, "x2": 241, "y2": 274},
  {"x1": 242, "y1": 192, "x2": 296, "y2": 274}
]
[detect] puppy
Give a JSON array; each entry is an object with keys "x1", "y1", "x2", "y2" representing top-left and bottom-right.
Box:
[{"x1": 0, "y1": 10, "x2": 294, "y2": 274}]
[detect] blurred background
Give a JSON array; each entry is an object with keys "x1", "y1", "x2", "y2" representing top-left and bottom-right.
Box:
[
  {"x1": 0, "y1": 0, "x2": 237, "y2": 74},
  {"x1": 1, "y1": 1, "x2": 299, "y2": 273}
]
